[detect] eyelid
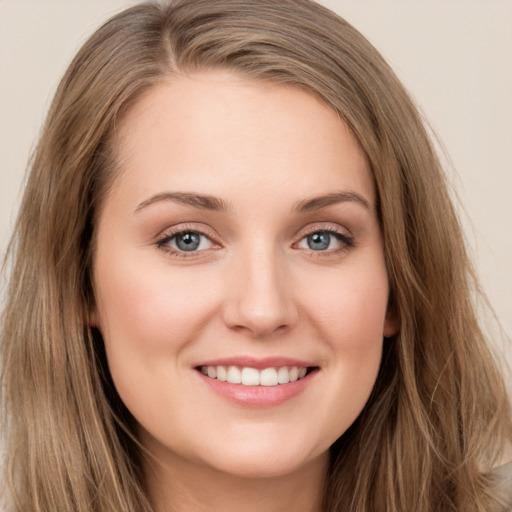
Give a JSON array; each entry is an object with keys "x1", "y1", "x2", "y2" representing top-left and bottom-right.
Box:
[
  {"x1": 155, "y1": 223, "x2": 221, "y2": 257},
  {"x1": 293, "y1": 222, "x2": 354, "y2": 251},
  {"x1": 295, "y1": 222, "x2": 352, "y2": 241},
  {"x1": 154, "y1": 221, "x2": 354, "y2": 259}
]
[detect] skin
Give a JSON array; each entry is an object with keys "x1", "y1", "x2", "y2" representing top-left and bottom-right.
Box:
[{"x1": 91, "y1": 71, "x2": 397, "y2": 512}]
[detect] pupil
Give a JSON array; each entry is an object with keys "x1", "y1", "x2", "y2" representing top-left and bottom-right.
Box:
[
  {"x1": 307, "y1": 232, "x2": 330, "y2": 250},
  {"x1": 176, "y1": 232, "x2": 200, "y2": 251}
]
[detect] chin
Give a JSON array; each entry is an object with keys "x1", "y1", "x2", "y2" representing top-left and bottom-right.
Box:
[{"x1": 197, "y1": 435, "x2": 328, "y2": 480}]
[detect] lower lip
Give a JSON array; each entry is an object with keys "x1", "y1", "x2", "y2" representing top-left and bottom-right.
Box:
[{"x1": 196, "y1": 370, "x2": 317, "y2": 407}]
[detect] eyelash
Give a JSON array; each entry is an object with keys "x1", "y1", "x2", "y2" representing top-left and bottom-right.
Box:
[
  {"x1": 155, "y1": 224, "x2": 354, "y2": 259},
  {"x1": 156, "y1": 224, "x2": 219, "y2": 259},
  {"x1": 296, "y1": 225, "x2": 355, "y2": 255}
]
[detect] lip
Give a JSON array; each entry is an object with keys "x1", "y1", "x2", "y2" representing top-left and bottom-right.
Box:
[{"x1": 194, "y1": 356, "x2": 319, "y2": 407}]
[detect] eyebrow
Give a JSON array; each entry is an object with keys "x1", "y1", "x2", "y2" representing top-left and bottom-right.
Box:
[
  {"x1": 293, "y1": 191, "x2": 371, "y2": 212},
  {"x1": 135, "y1": 192, "x2": 228, "y2": 213},
  {"x1": 135, "y1": 190, "x2": 370, "y2": 214}
]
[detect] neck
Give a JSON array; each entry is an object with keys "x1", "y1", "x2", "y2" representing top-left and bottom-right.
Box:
[{"x1": 143, "y1": 450, "x2": 329, "y2": 512}]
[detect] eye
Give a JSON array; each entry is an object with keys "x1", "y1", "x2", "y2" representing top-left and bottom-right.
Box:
[
  {"x1": 296, "y1": 229, "x2": 353, "y2": 252},
  {"x1": 157, "y1": 230, "x2": 216, "y2": 254}
]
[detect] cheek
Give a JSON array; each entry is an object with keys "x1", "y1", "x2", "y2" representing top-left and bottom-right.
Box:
[
  {"x1": 295, "y1": 260, "x2": 388, "y2": 432},
  {"x1": 93, "y1": 254, "x2": 222, "y2": 388},
  {"x1": 93, "y1": 256, "x2": 226, "y2": 428},
  {"x1": 298, "y1": 260, "x2": 389, "y2": 351}
]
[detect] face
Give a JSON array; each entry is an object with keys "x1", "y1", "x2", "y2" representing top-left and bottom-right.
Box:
[{"x1": 91, "y1": 71, "x2": 397, "y2": 480}]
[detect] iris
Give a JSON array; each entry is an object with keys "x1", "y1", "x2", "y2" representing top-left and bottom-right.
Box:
[
  {"x1": 307, "y1": 232, "x2": 331, "y2": 251},
  {"x1": 175, "y1": 232, "x2": 201, "y2": 251}
]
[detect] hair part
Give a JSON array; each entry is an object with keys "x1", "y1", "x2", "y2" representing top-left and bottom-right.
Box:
[{"x1": 2, "y1": 1, "x2": 511, "y2": 511}]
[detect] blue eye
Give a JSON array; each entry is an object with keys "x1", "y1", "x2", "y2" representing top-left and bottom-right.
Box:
[
  {"x1": 175, "y1": 232, "x2": 201, "y2": 251},
  {"x1": 306, "y1": 232, "x2": 331, "y2": 250},
  {"x1": 159, "y1": 230, "x2": 214, "y2": 253},
  {"x1": 297, "y1": 230, "x2": 352, "y2": 252}
]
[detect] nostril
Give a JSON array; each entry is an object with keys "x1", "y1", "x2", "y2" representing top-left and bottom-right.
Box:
[{"x1": 221, "y1": 272, "x2": 298, "y2": 337}]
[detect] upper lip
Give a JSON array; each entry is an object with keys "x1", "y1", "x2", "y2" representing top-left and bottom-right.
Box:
[{"x1": 194, "y1": 356, "x2": 317, "y2": 370}]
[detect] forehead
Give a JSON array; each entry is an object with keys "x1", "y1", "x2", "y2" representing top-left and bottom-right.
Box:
[{"x1": 108, "y1": 70, "x2": 375, "y2": 211}]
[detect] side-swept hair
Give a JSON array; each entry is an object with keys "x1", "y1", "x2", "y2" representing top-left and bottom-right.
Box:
[{"x1": 2, "y1": 1, "x2": 511, "y2": 510}]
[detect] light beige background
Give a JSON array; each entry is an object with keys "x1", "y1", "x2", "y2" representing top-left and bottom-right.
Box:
[{"x1": 1, "y1": 1, "x2": 511, "y2": 362}]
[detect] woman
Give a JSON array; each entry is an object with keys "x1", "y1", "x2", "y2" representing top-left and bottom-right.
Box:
[{"x1": 1, "y1": 1, "x2": 511, "y2": 511}]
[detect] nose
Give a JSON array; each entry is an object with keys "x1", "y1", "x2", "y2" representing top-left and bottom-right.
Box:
[{"x1": 222, "y1": 244, "x2": 298, "y2": 338}]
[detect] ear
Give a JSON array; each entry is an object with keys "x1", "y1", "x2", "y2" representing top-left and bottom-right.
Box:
[
  {"x1": 88, "y1": 301, "x2": 100, "y2": 328},
  {"x1": 383, "y1": 304, "x2": 400, "y2": 338}
]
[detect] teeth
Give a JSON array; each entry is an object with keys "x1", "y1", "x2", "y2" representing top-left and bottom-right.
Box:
[
  {"x1": 227, "y1": 366, "x2": 241, "y2": 384},
  {"x1": 241, "y1": 367, "x2": 259, "y2": 386},
  {"x1": 277, "y1": 367, "x2": 290, "y2": 384},
  {"x1": 200, "y1": 365, "x2": 310, "y2": 386},
  {"x1": 216, "y1": 366, "x2": 227, "y2": 382},
  {"x1": 260, "y1": 368, "x2": 278, "y2": 386}
]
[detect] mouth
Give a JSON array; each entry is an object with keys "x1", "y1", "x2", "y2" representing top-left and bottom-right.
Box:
[
  {"x1": 196, "y1": 364, "x2": 316, "y2": 387},
  {"x1": 193, "y1": 357, "x2": 319, "y2": 406}
]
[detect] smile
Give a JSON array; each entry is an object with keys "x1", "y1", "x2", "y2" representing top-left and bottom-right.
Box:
[
  {"x1": 199, "y1": 365, "x2": 309, "y2": 386},
  {"x1": 195, "y1": 357, "x2": 319, "y2": 406}
]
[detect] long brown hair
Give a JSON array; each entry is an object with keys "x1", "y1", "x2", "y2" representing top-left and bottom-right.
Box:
[{"x1": 2, "y1": 1, "x2": 511, "y2": 510}]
